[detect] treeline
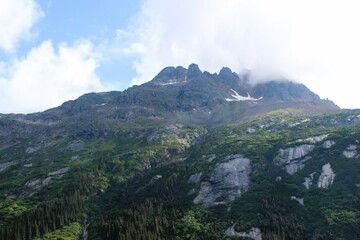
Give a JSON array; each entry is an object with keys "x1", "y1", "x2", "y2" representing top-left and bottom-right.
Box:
[
  {"x1": 261, "y1": 198, "x2": 306, "y2": 240},
  {"x1": 89, "y1": 165, "x2": 192, "y2": 240},
  {"x1": 0, "y1": 192, "x2": 84, "y2": 240},
  {"x1": 0, "y1": 172, "x2": 96, "y2": 240},
  {"x1": 89, "y1": 161, "x2": 231, "y2": 240},
  {"x1": 96, "y1": 199, "x2": 179, "y2": 240}
]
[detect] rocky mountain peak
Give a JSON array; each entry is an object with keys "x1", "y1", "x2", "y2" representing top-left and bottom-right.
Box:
[
  {"x1": 3, "y1": 64, "x2": 340, "y2": 127},
  {"x1": 219, "y1": 67, "x2": 235, "y2": 77},
  {"x1": 150, "y1": 66, "x2": 187, "y2": 85},
  {"x1": 218, "y1": 67, "x2": 243, "y2": 89},
  {"x1": 0, "y1": 61, "x2": 358, "y2": 240},
  {"x1": 187, "y1": 63, "x2": 202, "y2": 78}
]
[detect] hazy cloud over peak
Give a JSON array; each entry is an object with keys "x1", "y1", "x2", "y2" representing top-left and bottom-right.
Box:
[{"x1": 126, "y1": 0, "x2": 360, "y2": 108}]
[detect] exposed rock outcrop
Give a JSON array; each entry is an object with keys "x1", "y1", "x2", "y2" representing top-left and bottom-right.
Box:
[
  {"x1": 225, "y1": 224, "x2": 262, "y2": 240},
  {"x1": 273, "y1": 145, "x2": 314, "y2": 174},
  {"x1": 342, "y1": 144, "x2": 359, "y2": 158},
  {"x1": 194, "y1": 154, "x2": 251, "y2": 207},
  {"x1": 193, "y1": 182, "x2": 217, "y2": 207},
  {"x1": 147, "y1": 124, "x2": 207, "y2": 147},
  {"x1": 323, "y1": 140, "x2": 335, "y2": 149},
  {"x1": 19, "y1": 167, "x2": 70, "y2": 199},
  {"x1": 48, "y1": 167, "x2": 69, "y2": 176},
  {"x1": 247, "y1": 127, "x2": 256, "y2": 134},
  {"x1": 295, "y1": 134, "x2": 328, "y2": 144},
  {"x1": 303, "y1": 172, "x2": 316, "y2": 189},
  {"x1": 275, "y1": 144, "x2": 314, "y2": 161},
  {"x1": 188, "y1": 172, "x2": 203, "y2": 184},
  {"x1": 0, "y1": 161, "x2": 16, "y2": 173},
  {"x1": 19, "y1": 177, "x2": 53, "y2": 199},
  {"x1": 67, "y1": 141, "x2": 84, "y2": 151},
  {"x1": 187, "y1": 189, "x2": 196, "y2": 195},
  {"x1": 202, "y1": 154, "x2": 216, "y2": 162},
  {"x1": 25, "y1": 146, "x2": 41, "y2": 154},
  {"x1": 152, "y1": 175, "x2": 162, "y2": 180},
  {"x1": 291, "y1": 196, "x2": 304, "y2": 205},
  {"x1": 317, "y1": 163, "x2": 335, "y2": 189}
]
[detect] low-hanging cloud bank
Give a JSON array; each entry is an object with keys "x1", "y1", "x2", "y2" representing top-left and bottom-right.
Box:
[{"x1": 126, "y1": 0, "x2": 360, "y2": 108}]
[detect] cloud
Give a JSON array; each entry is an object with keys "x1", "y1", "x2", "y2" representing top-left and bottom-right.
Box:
[
  {"x1": 125, "y1": 0, "x2": 360, "y2": 108},
  {"x1": 0, "y1": 40, "x2": 110, "y2": 113},
  {"x1": 0, "y1": 0, "x2": 44, "y2": 52}
]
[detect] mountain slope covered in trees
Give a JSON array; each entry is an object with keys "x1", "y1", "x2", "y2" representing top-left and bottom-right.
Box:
[{"x1": 0, "y1": 65, "x2": 358, "y2": 240}]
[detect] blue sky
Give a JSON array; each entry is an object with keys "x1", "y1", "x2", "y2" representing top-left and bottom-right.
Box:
[
  {"x1": 1, "y1": 0, "x2": 360, "y2": 113},
  {"x1": 0, "y1": 0, "x2": 146, "y2": 113},
  {"x1": 35, "y1": 0, "x2": 140, "y2": 84}
]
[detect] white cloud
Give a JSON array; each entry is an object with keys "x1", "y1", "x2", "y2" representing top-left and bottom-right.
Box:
[
  {"x1": 0, "y1": 0, "x2": 43, "y2": 52},
  {"x1": 126, "y1": 0, "x2": 360, "y2": 108},
  {"x1": 0, "y1": 40, "x2": 109, "y2": 113}
]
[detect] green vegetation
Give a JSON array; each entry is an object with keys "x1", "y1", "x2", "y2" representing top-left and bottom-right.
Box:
[
  {"x1": 1, "y1": 111, "x2": 360, "y2": 239},
  {"x1": 34, "y1": 222, "x2": 82, "y2": 240}
]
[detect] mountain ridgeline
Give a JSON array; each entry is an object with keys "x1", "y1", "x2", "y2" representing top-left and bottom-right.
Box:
[
  {"x1": 4, "y1": 64, "x2": 338, "y2": 127},
  {"x1": 1, "y1": 64, "x2": 359, "y2": 240}
]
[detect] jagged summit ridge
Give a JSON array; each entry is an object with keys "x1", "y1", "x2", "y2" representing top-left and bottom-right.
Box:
[
  {"x1": 149, "y1": 63, "x2": 336, "y2": 105},
  {"x1": 2, "y1": 63, "x2": 340, "y2": 126}
]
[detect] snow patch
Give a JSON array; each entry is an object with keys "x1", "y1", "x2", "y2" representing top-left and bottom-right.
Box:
[
  {"x1": 225, "y1": 89, "x2": 262, "y2": 102},
  {"x1": 159, "y1": 79, "x2": 185, "y2": 85},
  {"x1": 95, "y1": 103, "x2": 107, "y2": 106},
  {"x1": 161, "y1": 82, "x2": 178, "y2": 85}
]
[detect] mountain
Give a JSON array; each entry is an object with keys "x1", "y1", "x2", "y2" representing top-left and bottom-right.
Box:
[
  {"x1": 51, "y1": 64, "x2": 339, "y2": 121},
  {"x1": 1, "y1": 64, "x2": 359, "y2": 240},
  {"x1": 2, "y1": 64, "x2": 338, "y2": 125}
]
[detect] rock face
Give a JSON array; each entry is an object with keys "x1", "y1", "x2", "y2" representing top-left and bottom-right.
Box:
[
  {"x1": 193, "y1": 154, "x2": 251, "y2": 207},
  {"x1": 25, "y1": 146, "x2": 41, "y2": 154},
  {"x1": 202, "y1": 154, "x2": 216, "y2": 162},
  {"x1": 225, "y1": 225, "x2": 262, "y2": 240},
  {"x1": 323, "y1": 140, "x2": 335, "y2": 149},
  {"x1": 19, "y1": 177, "x2": 53, "y2": 199},
  {"x1": 303, "y1": 172, "x2": 316, "y2": 189},
  {"x1": 342, "y1": 144, "x2": 359, "y2": 158},
  {"x1": 0, "y1": 161, "x2": 16, "y2": 173},
  {"x1": 48, "y1": 167, "x2": 69, "y2": 176},
  {"x1": 291, "y1": 196, "x2": 304, "y2": 205},
  {"x1": 147, "y1": 124, "x2": 206, "y2": 147},
  {"x1": 273, "y1": 145, "x2": 315, "y2": 174},
  {"x1": 275, "y1": 145, "x2": 314, "y2": 161},
  {"x1": 19, "y1": 167, "x2": 70, "y2": 199},
  {"x1": 188, "y1": 172, "x2": 203, "y2": 184},
  {"x1": 246, "y1": 127, "x2": 256, "y2": 134},
  {"x1": 295, "y1": 134, "x2": 328, "y2": 144},
  {"x1": 153, "y1": 175, "x2": 162, "y2": 180},
  {"x1": 317, "y1": 163, "x2": 335, "y2": 189}
]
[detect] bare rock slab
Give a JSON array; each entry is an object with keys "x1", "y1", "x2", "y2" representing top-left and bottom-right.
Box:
[
  {"x1": 273, "y1": 144, "x2": 314, "y2": 174},
  {"x1": 194, "y1": 154, "x2": 251, "y2": 207},
  {"x1": 225, "y1": 225, "x2": 262, "y2": 240},
  {"x1": 317, "y1": 163, "x2": 335, "y2": 189}
]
